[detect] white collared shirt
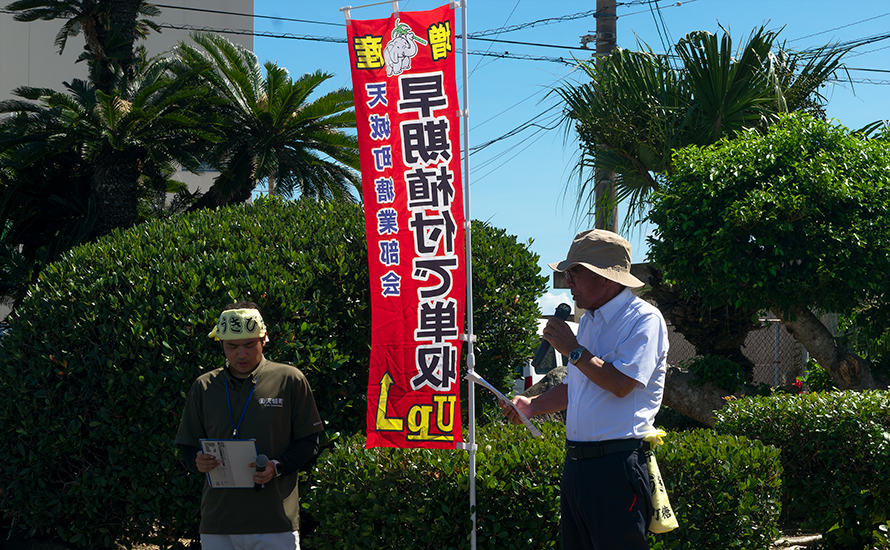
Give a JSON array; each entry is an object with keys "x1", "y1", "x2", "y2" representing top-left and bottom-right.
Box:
[{"x1": 563, "y1": 287, "x2": 668, "y2": 441}]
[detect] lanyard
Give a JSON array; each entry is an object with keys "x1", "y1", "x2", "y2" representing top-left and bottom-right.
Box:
[{"x1": 225, "y1": 375, "x2": 257, "y2": 439}]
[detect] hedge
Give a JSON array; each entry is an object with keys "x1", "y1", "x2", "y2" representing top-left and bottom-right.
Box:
[
  {"x1": 303, "y1": 423, "x2": 783, "y2": 550},
  {"x1": 0, "y1": 197, "x2": 545, "y2": 548},
  {"x1": 716, "y1": 391, "x2": 890, "y2": 549}
]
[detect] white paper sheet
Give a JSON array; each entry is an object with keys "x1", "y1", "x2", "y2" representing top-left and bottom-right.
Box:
[
  {"x1": 466, "y1": 371, "x2": 541, "y2": 438},
  {"x1": 200, "y1": 439, "x2": 258, "y2": 488}
]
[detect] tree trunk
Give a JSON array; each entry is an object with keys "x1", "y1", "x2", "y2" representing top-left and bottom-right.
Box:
[
  {"x1": 774, "y1": 305, "x2": 885, "y2": 390},
  {"x1": 188, "y1": 178, "x2": 257, "y2": 211},
  {"x1": 91, "y1": 149, "x2": 142, "y2": 237},
  {"x1": 642, "y1": 265, "x2": 760, "y2": 381},
  {"x1": 661, "y1": 365, "x2": 730, "y2": 427},
  {"x1": 108, "y1": 0, "x2": 140, "y2": 76},
  {"x1": 89, "y1": 0, "x2": 141, "y2": 93}
]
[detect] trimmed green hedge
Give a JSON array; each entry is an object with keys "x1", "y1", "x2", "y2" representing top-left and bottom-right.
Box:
[
  {"x1": 650, "y1": 430, "x2": 782, "y2": 550},
  {"x1": 303, "y1": 424, "x2": 783, "y2": 550},
  {"x1": 0, "y1": 197, "x2": 371, "y2": 548},
  {"x1": 303, "y1": 422, "x2": 563, "y2": 550},
  {"x1": 0, "y1": 197, "x2": 546, "y2": 548},
  {"x1": 716, "y1": 391, "x2": 890, "y2": 549}
]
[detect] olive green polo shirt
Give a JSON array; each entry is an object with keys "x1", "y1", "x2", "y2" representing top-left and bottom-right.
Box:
[{"x1": 175, "y1": 357, "x2": 323, "y2": 534}]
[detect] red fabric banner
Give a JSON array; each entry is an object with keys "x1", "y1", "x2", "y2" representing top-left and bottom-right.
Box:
[{"x1": 348, "y1": 4, "x2": 466, "y2": 449}]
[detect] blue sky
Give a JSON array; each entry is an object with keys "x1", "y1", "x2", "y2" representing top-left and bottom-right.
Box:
[{"x1": 252, "y1": 0, "x2": 890, "y2": 314}]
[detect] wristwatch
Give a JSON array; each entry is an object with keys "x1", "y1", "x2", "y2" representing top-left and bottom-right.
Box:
[
  {"x1": 271, "y1": 459, "x2": 282, "y2": 477},
  {"x1": 568, "y1": 346, "x2": 586, "y2": 365}
]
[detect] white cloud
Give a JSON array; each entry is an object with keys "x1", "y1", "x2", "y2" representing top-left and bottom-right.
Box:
[{"x1": 537, "y1": 290, "x2": 573, "y2": 316}]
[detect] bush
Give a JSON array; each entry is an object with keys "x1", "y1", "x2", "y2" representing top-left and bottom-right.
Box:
[
  {"x1": 0, "y1": 197, "x2": 370, "y2": 548},
  {"x1": 304, "y1": 423, "x2": 782, "y2": 550},
  {"x1": 648, "y1": 430, "x2": 783, "y2": 550},
  {"x1": 801, "y1": 359, "x2": 838, "y2": 392},
  {"x1": 0, "y1": 197, "x2": 547, "y2": 548},
  {"x1": 304, "y1": 422, "x2": 563, "y2": 550},
  {"x1": 680, "y1": 355, "x2": 747, "y2": 393},
  {"x1": 654, "y1": 406, "x2": 709, "y2": 432},
  {"x1": 715, "y1": 391, "x2": 890, "y2": 549},
  {"x1": 838, "y1": 305, "x2": 890, "y2": 384}
]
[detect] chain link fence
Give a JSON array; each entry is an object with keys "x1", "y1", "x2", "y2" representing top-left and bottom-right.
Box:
[{"x1": 666, "y1": 313, "x2": 840, "y2": 388}]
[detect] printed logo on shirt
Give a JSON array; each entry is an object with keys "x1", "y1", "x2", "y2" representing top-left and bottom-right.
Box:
[{"x1": 258, "y1": 397, "x2": 284, "y2": 407}]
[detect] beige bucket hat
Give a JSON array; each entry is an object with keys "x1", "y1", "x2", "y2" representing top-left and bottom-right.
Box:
[{"x1": 548, "y1": 229, "x2": 644, "y2": 289}]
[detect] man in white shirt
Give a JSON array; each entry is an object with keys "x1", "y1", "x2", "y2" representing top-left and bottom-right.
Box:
[{"x1": 503, "y1": 229, "x2": 668, "y2": 549}]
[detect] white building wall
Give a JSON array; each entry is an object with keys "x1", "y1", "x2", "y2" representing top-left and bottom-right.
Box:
[{"x1": 0, "y1": 1, "x2": 255, "y2": 194}]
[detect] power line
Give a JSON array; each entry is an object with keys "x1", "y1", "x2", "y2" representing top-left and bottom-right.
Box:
[
  {"x1": 848, "y1": 67, "x2": 890, "y2": 73},
  {"x1": 789, "y1": 12, "x2": 890, "y2": 43},
  {"x1": 153, "y1": 3, "x2": 342, "y2": 27},
  {"x1": 155, "y1": 22, "x2": 346, "y2": 44},
  {"x1": 4, "y1": 7, "x2": 886, "y2": 79},
  {"x1": 153, "y1": 1, "x2": 663, "y2": 38},
  {"x1": 155, "y1": 22, "x2": 582, "y2": 65}
]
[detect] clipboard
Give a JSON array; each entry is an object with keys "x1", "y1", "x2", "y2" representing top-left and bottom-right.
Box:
[
  {"x1": 465, "y1": 371, "x2": 541, "y2": 438},
  {"x1": 200, "y1": 439, "x2": 258, "y2": 488}
]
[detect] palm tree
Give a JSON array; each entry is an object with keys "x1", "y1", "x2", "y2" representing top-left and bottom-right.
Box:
[
  {"x1": 3, "y1": 0, "x2": 161, "y2": 92},
  {"x1": 556, "y1": 25, "x2": 849, "y2": 228},
  {"x1": 174, "y1": 32, "x2": 361, "y2": 209},
  {"x1": 0, "y1": 55, "x2": 221, "y2": 237},
  {"x1": 553, "y1": 26, "x2": 850, "y2": 393},
  {"x1": 0, "y1": 147, "x2": 94, "y2": 308}
]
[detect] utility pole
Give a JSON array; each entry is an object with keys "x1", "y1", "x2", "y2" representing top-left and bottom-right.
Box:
[{"x1": 593, "y1": 0, "x2": 618, "y2": 232}]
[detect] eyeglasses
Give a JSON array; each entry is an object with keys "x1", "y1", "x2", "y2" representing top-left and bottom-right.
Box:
[{"x1": 564, "y1": 268, "x2": 580, "y2": 285}]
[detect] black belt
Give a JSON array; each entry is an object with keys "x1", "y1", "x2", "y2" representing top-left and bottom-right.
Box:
[{"x1": 566, "y1": 439, "x2": 643, "y2": 460}]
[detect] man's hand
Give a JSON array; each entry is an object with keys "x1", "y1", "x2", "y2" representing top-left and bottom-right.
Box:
[
  {"x1": 500, "y1": 395, "x2": 534, "y2": 425},
  {"x1": 541, "y1": 316, "x2": 579, "y2": 358},
  {"x1": 195, "y1": 452, "x2": 221, "y2": 473},
  {"x1": 250, "y1": 459, "x2": 276, "y2": 485},
  {"x1": 501, "y1": 384, "x2": 569, "y2": 422}
]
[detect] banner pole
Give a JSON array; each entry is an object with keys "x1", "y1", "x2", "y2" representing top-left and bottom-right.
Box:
[{"x1": 456, "y1": 1, "x2": 477, "y2": 549}]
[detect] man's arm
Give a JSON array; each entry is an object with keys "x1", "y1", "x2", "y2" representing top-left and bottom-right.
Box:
[
  {"x1": 274, "y1": 433, "x2": 320, "y2": 476},
  {"x1": 542, "y1": 317, "x2": 638, "y2": 398},
  {"x1": 571, "y1": 349, "x2": 638, "y2": 398},
  {"x1": 501, "y1": 383, "x2": 568, "y2": 425},
  {"x1": 251, "y1": 433, "x2": 320, "y2": 486}
]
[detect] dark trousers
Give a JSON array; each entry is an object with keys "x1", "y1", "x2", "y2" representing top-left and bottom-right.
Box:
[{"x1": 560, "y1": 447, "x2": 652, "y2": 550}]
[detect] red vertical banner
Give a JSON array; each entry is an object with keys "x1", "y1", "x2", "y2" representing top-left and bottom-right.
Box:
[{"x1": 348, "y1": 5, "x2": 466, "y2": 449}]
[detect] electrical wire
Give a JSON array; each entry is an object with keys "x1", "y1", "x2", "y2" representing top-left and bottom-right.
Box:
[
  {"x1": 789, "y1": 12, "x2": 890, "y2": 43},
  {"x1": 153, "y1": 3, "x2": 343, "y2": 27}
]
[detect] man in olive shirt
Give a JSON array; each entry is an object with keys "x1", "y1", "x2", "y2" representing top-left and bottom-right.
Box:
[{"x1": 176, "y1": 302, "x2": 323, "y2": 550}]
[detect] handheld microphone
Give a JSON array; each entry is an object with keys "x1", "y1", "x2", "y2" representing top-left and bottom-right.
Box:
[
  {"x1": 254, "y1": 454, "x2": 269, "y2": 492},
  {"x1": 531, "y1": 303, "x2": 572, "y2": 368}
]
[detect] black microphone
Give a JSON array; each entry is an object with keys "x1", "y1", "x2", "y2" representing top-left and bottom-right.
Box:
[
  {"x1": 254, "y1": 454, "x2": 269, "y2": 492},
  {"x1": 531, "y1": 303, "x2": 572, "y2": 368}
]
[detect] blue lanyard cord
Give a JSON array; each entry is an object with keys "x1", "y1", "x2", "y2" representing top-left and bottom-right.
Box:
[{"x1": 225, "y1": 375, "x2": 257, "y2": 439}]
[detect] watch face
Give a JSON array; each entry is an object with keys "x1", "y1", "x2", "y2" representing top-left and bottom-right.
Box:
[{"x1": 570, "y1": 348, "x2": 583, "y2": 364}]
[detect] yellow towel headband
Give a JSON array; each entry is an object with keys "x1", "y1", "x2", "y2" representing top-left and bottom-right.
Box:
[{"x1": 208, "y1": 308, "x2": 267, "y2": 341}]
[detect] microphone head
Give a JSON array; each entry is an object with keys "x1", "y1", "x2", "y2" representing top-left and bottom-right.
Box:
[
  {"x1": 255, "y1": 454, "x2": 269, "y2": 469},
  {"x1": 554, "y1": 303, "x2": 571, "y2": 320}
]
